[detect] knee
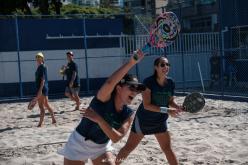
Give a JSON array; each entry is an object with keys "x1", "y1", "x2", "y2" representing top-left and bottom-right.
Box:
[
  {"x1": 121, "y1": 143, "x2": 137, "y2": 154},
  {"x1": 116, "y1": 145, "x2": 135, "y2": 164},
  {"x1": 103, "y1": 157, "x2": 115, "y2": 165},
  {"x1": 38, "y1": 103, "x2": 45, "y2": 110},
  {"x1": 39, "y1": 109, "x2": 45, "y2": 115}
]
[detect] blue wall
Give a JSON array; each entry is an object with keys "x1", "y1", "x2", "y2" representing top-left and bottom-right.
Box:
[
  {"x1": 0, "y1": 17, "x2": 124, "y2": 98},
  {"x1": 0, "y1": 78, "x2": 107, "y2": 97},
  {"x1": 0, "y1": 18, "x2": 123, "y2": 51}
]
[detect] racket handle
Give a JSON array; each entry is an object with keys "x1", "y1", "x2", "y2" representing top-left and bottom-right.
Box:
[
  {"x1": 133, "y1": 43, "x2": 151, "y2": 60},
  {"x1": 141, "y1": 43, "x2": 151, "y2": 53}
]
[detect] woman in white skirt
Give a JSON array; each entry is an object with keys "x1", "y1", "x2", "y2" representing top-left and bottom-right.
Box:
[{"x1": 58, "y1": 50, "x2": 146, "y2": 165}]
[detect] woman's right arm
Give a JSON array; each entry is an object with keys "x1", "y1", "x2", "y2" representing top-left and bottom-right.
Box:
[
  {"x1": 97, "y1": 50, "x2": 144, "y2": 102},
  {"x1": 142, "y1": 88, "x2": 181, "y2": 116},
  {"x1": 142, "y1": 88, "x2": 161, "y2": 112},
  {"x1": 81, "y1": 107, "x2": 134, "y2": 143}
]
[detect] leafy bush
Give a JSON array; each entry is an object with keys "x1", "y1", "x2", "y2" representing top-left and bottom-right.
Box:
[{"x1": 60, "y1": 4, "x2": 120, "y2": 16}]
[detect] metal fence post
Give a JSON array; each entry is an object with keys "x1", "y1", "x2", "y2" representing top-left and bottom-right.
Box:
[
  {"x1": 83, "y1": 16, "x2": 90, "y2": 94},
  {"x1": 178, "y1": 4, "x2": 186, "y2": 93},
  {"x1": 180, "y1": 34, "x2": 186, "y2": 93},
  {"x1": 218, "y1": 0, "x2": 225, "y2": 96},
  {"x1": 15, "y1": 15, "x2": 23, "y2": 98},
  {"x1": 133, "y1": 15, "x2": 140, "y2": 80}
]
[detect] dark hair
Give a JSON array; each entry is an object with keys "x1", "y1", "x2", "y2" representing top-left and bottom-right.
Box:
[{"x1": 153, "y1": 56, "x2": 167, "y2": 77}]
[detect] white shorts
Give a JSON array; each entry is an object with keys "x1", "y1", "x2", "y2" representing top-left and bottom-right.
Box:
[{"x1": 58, "y1": 130, "x2": 113, "y2": 161}]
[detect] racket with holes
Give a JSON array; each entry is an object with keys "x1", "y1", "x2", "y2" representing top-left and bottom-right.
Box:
[
  {"x1": 183, "y1": 92, "x2": 205, "y2": 113},
  {"x1": 27, "y1": 97, "x2": 37, "y2": 110},
  {"x1": 133, "y1": 11, "x2": 181, "y2": 59}
]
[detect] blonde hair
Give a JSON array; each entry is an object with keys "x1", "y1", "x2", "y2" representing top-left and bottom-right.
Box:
[{"x1": 36, "y1": 52, "x2": 44, "y2": 63}]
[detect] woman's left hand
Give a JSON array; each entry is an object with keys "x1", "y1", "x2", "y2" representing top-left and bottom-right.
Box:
[
  {"x1": 80, "y1": 107, "x2": 101, "y2": 123},
  {"x1": 176, "y1": 105, "x2": 184, "y2": 112},
  {"x1": 168, "y1": 107, "x2": 183, "y2": 117}
]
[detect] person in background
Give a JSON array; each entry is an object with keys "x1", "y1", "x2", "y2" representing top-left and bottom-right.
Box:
[
  {"x1": 35, "y1": 52, "x2": 56, "y2": 127},
  {"x1": 64, "y1": 51, "x2": 81, "y2": 110},
  {"x1": 209, "y1": 50, "x2": 221, "y2": 88},
  {"x1": 225, "y1": 52, "x2": 237, "y2": 87}
]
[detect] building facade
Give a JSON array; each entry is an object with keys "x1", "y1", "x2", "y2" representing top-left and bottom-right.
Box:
[{"x1": 166, "y1": 0, "x2": 218, "y2": 32}]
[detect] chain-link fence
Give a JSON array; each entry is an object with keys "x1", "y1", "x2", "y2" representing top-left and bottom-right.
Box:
[
  {"x1": 0, "y1": 0, "x2": 248, "y2": 100},
  {"x1": 207, "y1": 0, "x2": 248, "y2": 98},
  {"x1": 163, "y1": 0, "x2": 248, "y2": 98}
]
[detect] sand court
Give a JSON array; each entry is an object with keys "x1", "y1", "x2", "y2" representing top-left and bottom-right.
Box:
[{"x1": 0, "y1": 95, "x2": 248, "y2": 165}]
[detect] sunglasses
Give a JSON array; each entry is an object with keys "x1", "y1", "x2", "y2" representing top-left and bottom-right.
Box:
[{"x1": 160, "y1": 63, "x2": 170, "y2": 67}]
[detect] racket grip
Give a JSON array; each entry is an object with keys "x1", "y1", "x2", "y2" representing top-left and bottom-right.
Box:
[{"x1": 133, "y1": 43, "x2": 151, "y2": 60}]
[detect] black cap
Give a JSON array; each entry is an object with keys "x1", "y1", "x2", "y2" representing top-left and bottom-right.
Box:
[
  {"x1": 119, "y1": 74, "x2": 146, "y2": 92},
  {"x1": 66, "y1": 51, "x2": 73, "y2": 56}
]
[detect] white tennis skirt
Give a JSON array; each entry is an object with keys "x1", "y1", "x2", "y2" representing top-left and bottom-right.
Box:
[{"x1": 58, "y1": 130, "x2": 113, "y2": 161}]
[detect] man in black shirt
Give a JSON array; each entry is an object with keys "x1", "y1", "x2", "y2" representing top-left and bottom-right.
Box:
[
  {"x1": 209, "y1": 50, "x2": 221, "y2": 88},
  {"x1": 64, "y1": 51, "x2": 81, "y2": 110}
]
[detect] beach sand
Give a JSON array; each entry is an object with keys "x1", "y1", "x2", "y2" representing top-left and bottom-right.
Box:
[{"x1": 0, "y1": 95, "x2": 248, "y2": 165}]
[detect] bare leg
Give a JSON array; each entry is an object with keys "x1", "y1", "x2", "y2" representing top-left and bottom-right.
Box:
[
  {"x1": 155, "y1": 131, "x2": 178, "y2": 165},
  {"x1": 92, "y1": 151, "x2": 115, "y2": 165},
  {"x1": 116, "y1": 132, "x2": 144, "y2": 165},
  {"x1": 37, "y1": 96, "x2": 45, "y2": 127},
  {"x1": 44, "y1": 96, "x2": 56, "y2": 124},
  {"x1": 65, "y1": 92, "x2": 81, "y2": 110},
  {"x1": 65, "y1": 92, "x2": 76, "y2": 102},
  {"x1": 64, "y1": 157, "x2": 85, "y2": 165},
  {"x1": 73, "y1": 93, "x2": 81, "y2": 110}
]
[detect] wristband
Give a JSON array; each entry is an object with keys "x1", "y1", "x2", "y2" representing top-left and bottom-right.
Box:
[{"x1": 160, "y1": 107, "x2": 168, "y2": 114}]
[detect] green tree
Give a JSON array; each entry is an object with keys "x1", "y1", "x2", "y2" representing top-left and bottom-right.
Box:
[
  {"x1": 39, "y1": 0, "x2": 49, "y2": 15},
  {"x1": 34, "y1": 0, "x2": 62, "y2": 15},
  {"x1": 0, "y1": 0, "x2": 32, "y2": 15},
  {"x1": 100, "y1": 0, "x2": 112, "y2": 8}
]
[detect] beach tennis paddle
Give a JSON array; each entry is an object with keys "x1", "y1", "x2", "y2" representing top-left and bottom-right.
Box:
[
  {"x1": 133, "y1": 11, "x2": 181, "y2": 59},
  {"x1": 182, "y1": 92, "x2": 205, "y2": 113},
  {"x1": 59, "y1": 65, "x2": 67, "y2": 76},
  {"x1": 28, "y1": 97, "x2": 37, "y2": 110}
]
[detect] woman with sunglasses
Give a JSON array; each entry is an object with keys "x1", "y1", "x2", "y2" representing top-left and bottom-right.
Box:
[
  {"x1": 35, "y1": 52, "x2": 56, "y2": 127},
  {"x1": 58, "y1": 50, "x2": 146, "y2": 165},
  {"x1": 116, "y1": 56, "x2": 183, "y2": 165}
]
